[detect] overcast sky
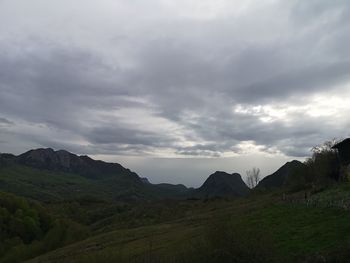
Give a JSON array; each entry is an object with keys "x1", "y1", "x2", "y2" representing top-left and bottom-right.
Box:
[{"x1": 1, "y1": 0, "x2": 350, "y2": 187}]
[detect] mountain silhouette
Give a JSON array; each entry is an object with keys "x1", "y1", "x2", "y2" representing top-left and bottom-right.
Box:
[
  {"x1": 17, "y1": 148, "x2": 140, "y2": 180},
  {"x1": 194, "y1": 171, "x2": 249, "y2": 198},
  {"x1": 256, "y1": 160, "x2": 305, "y2": 189},
  {"x1": 0, "y1": 148, "x2": 190, "y2": 201}
]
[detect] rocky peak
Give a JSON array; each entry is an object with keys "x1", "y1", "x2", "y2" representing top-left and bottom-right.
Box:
[
  {"x1": 17, "y1": 148, "x2": 141, "y2": 181},
  {"x1": 195, "y1": 171, "x2": 249, "y2": 198}
]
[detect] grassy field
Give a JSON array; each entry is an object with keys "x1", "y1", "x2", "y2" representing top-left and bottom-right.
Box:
[{"x1": 23, "y1": 188, "x2": 350, "y2": 263}]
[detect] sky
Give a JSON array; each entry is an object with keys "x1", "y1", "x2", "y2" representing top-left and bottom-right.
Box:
[{"x1": 0, "y1": 0, "x2": 350, "y2": 187}]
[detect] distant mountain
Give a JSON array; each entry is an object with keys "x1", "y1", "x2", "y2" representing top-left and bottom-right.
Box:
[
  {"x1": 0, "y1": 148, "x2": 189, "y2": 202},
  {"x1": 193, "y1": 171, "x2": 250, "y2": 198},
  {"x1": 2, "y1": 149, "x2": 307, "y2": 202},
  {"x1": 256, "y1": 160, "x2": 305, "y2": 189},
  {"x1": 17, "y1": 148, "x2": 140, "y2": 180}
]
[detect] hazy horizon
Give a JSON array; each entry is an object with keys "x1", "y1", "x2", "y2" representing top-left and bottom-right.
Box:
[
  {"x1": 1, "y1": 0, "x2": 350, "y2": 186},
  {"x1": 0, "y1": 147, "x2": 303, "y2": 188}
]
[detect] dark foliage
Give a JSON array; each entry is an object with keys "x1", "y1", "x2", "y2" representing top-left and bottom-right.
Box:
[
  {"x1": 0, "y1": 191, "x2": 89, "y2": 262},
  {"x1": 295, "y1": 140, "x2": 341, "y2": 189},
  {"x1": 0, "y1": 192, "x2": 51, "y2": 254}
]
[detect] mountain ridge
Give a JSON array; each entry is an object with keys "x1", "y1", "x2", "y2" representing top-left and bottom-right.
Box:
[
  {"x1": 17, "y1": 148, "x2": 140, "y2": 181},
  {"x1": 0, "y1": 148, "x2": 191, "y2": 201},
  {"x1": 1, "y1": 148, "x2": 304, "y2": 202},
  {"x1": 256, "y1": 160, "x2": 305, "y2": 189},
  {"x1": 193, "y1": 171, "x2": 250, "y2": 198}
]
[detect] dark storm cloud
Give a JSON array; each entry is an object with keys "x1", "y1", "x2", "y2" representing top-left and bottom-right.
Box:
[{"x1": 1, "y1": 0, "x2": 350, "y2": 161}]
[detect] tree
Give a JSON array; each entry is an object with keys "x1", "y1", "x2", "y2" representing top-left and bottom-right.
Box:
[
  {"x1": 307, "y1": 139, "x2": 341, "y2": 183},
  {"x1": 246, "y1": 167, "x2": 261, "y2": 188}
]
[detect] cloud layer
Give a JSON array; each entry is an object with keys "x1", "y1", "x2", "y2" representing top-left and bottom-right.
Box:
[{"x1": 1, "y1": 0, "x2": 350, "y2": 182}]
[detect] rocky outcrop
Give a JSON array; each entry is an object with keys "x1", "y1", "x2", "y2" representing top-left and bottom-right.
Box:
[{"x1": 17, "y1": 148, "x2": 140, "y2": 181}]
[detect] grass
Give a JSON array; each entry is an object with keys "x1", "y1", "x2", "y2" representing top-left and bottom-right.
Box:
[
  {"x1": 0, "y1": 164, "x2": 108, "y2": 202},
  {"x1": 240, "y1": 204, "x2": 350, "y2": 260},
  {"x1": 25, "y1": 190, "x2": 350, "y2": 263},
  {"x1": 0, "y1": 163, "x2": 191, "y2": 203}
]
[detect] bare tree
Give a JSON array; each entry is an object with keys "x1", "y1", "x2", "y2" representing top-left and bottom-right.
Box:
[
  {"x1": 246, "y1": 167, "x2": 261, "y2": 188},
  {"x1": 311, "y1": 138, "x2": 341, "y2": 155}
]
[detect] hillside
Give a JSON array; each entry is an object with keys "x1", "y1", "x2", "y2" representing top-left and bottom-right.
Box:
[
  {"x1": 20, "y1": 186, "x2": 350, "y2": 263},
  {"x1": 1, "y1": 149, "x2": 255, "y2": 202},
  {"x1": 0, "y1": 149, "x2": 190, "y2": 202},
  {"x1": 256, "y1": 160, "x2": 305, "y2": 189},
  {"x1": 193, "y1": 171, "x2": 250, "y2": 198}
]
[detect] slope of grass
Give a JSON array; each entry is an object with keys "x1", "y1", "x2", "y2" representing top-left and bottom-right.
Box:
[
  {"x1": 26, "y1": 190, "x2": 350, "y2": 263},
  {"x1": 0, "y1": 164, "x2": 110, "y2": 202},
  {"x1": 239, "y1": 204, "x2": 350, "y2": 260},
  {"x1": 0, "y1": 162, "x2": 190, "y2": 203}
]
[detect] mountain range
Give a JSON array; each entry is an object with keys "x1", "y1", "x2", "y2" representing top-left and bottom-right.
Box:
[
  {"x1": 0, "y1": 148, "x2": 189, "y2": 202},
  {"x1": 0, "y1": 148, "x2": 302, "y2": 202}
]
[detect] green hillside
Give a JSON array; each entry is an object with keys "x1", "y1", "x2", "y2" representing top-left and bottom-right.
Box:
[
  {"x1": 0, "y1": 164, "x2": 107, "y2": 202},
  {"x1": 22, "y1": 188, "x2": 350, "y2": 263},
  {"x1": 1, "y1": 178, "x2": 350, "y2": 262},
  {"x1": 0, "y1": 162, "x2": 188, "y2": 203}
]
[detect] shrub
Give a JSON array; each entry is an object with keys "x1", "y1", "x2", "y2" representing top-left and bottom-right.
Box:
[{"x1": 288, "y1": 140, "x2": 341, "y2": 190}]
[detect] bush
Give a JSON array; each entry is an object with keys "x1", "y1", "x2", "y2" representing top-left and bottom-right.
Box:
[
  {"x1": 309, "y1": 140, "x2": 340, "y2": 182},
  {"x1": 288, "y1": 140, "x2": 341, "y2": 190},
  {"x1": 0, "y1": 191, "x2": 89, "y2": 262}
]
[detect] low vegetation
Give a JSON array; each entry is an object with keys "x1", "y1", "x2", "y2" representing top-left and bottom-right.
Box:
[
  {"x1": 0, "y1": 192, "x2": 89, "y2": 263},
  {"x1": 288, "y1": 139, "x2": 342, "y2": 190},
  {"x1": 21, "y1": 190, "x2": 350, "y2": 263}
]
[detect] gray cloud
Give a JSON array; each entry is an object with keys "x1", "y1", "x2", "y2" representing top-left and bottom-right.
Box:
[
  {"x1": 0, "y1": 117, "x2": 13, "y2": 125},
  {"x1": 85, "y1": 126, "x2": 173, "y2": 147},
  {"x1": 232, "y1": 60, "x2": 350, "y2": 103},
  {"x1": 1, "y1": 0, "x2": 350, "y2": 184}
]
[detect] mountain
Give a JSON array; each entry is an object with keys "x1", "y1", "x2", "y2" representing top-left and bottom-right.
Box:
[
  {"x1": 17, "y1": 148, "x2": 140, "y2": 180},
  {"x1": 193, "y1": 171, "x2": 250, "y2": 198},
  {"x1": 0, "y1": 149, "x2": 251, "y2": 201},
  {"x1": 0, "y1": 148, "x2": 189, "y2": 202},
  {"x1": 256, "y1": 160, "x2": 305, "y2": 189}
]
